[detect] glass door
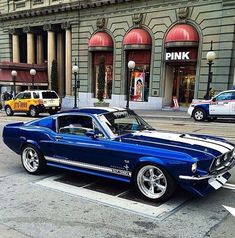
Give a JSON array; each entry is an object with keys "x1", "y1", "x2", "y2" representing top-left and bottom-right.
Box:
[{"x1": 172, "y1": 66, "x2": 196, "y2": 106}]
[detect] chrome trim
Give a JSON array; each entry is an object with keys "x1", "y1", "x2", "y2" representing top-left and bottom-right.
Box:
[
  {"x1": 179, "y1": 174, "x2": 214, "y2": 180},
  {"x1": 45, "y1": 156, "x2": 132, "y2": 177},
  {"x1": 179, "y1": 158, "x2": 235, "y2": 181}
]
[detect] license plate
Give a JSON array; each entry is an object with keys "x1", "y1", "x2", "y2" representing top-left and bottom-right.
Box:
[
  {"x1": 52, "y1": 107, "x2": 55, "y2": 109},
  {"x1": 208, "y1": 173, "x2": 229, "y2": 190}
]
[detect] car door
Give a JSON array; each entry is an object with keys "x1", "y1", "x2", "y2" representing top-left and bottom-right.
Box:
[
  {"x1": 41, "y1": 114, "x2": 134, "y2": 178},
  {"x1": 229, "y1": 91, "x2": 235, "y2": 116},
  {"x1": 20, "y1": 92, "x2": 32, "y2": 111},
  {"x1": 13, "y1": 92, "x2": 24, "y2": 110},
  {"x1": 209, "y1": 92, "x2": 232, "y2": 115}
]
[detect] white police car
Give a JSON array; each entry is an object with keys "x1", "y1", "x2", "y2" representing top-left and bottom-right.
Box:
[{"x1": 188, "y1": 90, "x2": 235, "y2": 121}]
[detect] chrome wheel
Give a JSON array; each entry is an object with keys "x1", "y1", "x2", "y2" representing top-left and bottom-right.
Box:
[
  {"x1": 193, "y1": 108, "x2": 206, "y2": 121},
  {"x1": 29, "y1": 106, "x2": 38, "y2": 117},
  {"x1": 136, "y1": 165, "x2": 167, "y2": 200},
  {"x1": 5, "y1": 106, "x2": 13, "y2": 116},
  {"x1": 22, "y1": 147, "x2": 39, "y2": 173}
]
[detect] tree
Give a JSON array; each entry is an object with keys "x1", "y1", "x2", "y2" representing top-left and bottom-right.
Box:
[
  {"x1": 51, "y1": 59, "x2": 58, "y2": 92},
  {"x1": 97, "y1": 55, "x2": 105, "y2": 102}
]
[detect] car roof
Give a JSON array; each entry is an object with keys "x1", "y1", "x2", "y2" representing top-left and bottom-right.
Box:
[
  {"x1": 59, "y1": 107, "x2": 126, "y2": 115},
  {"x1": 22, "y1": 90, "x2": 56, "y2": 92}
]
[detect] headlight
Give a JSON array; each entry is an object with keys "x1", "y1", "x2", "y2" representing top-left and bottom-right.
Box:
[
  {"x1": 191, "y1": 162, "x2": 197, "y2": 173},
  {"x1": 215, "y1": 157, "x2": 221, "y2": 166}
]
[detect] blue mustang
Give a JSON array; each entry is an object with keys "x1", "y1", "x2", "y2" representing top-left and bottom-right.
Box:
[{"x1": 2, "y1": 107, "x2": 235, "y2": 202}]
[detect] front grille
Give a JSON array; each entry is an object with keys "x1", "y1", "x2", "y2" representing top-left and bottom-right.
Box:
[{"x1": 210, "y1": 149, "x2": 235, "y2": 173}]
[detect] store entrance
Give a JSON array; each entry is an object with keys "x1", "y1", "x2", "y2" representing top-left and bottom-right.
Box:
[{"x1": 172, "y1": 66, "x2": 196, "y2": 106}]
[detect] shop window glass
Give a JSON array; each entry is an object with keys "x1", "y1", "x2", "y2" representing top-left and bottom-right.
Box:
[
  {"x1": 130, "y1": 67, "x2": 150, "y2": 102},
  {"x1": 92, "y1": 52, "x2": 113, "y2": 99}
]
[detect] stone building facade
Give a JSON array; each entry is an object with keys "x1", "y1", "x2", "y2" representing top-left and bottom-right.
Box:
[{"x1": 0, "y1": 0, "x2": 234, "y2": 109}]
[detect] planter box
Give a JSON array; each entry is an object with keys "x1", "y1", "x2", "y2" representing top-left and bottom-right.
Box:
[{"x1": 94, "y1": 102, "x2": 110, "y2": 107}]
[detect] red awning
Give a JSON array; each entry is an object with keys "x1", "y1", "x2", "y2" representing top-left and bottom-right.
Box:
[
  {"x1": 0, "y1": 62, "x2": 48, "y2": 86},
  {"x1": 123, "y1": 28, "x2": 152, "y2": 50},
  {"x1": 165, "y1": 24, "x2": 199, "y2": 47},
  {"x1": 88, "y1": 32, "x2": 113, "y2": 51}
]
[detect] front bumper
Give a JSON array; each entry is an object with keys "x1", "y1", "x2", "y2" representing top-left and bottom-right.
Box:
[
  {"x1": 187, "y1": 106, "x2": 194, "y2": 117},
  {"x1": 178, "y1": 157, "x2": 235, "y2": 196}
]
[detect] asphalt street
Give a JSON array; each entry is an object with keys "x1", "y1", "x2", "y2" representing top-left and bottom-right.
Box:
[{"x1": 0, "y1": 110, "x2": 234, "y2": 238}]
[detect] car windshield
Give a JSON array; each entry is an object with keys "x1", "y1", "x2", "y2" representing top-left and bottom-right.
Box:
[{"x1": 98, "y1": 109, "x2": 154, "y2": 137}]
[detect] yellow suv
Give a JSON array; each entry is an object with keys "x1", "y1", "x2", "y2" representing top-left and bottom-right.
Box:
[{"x1": 4, "y1": 90, "x2": 61, "y2": 117}]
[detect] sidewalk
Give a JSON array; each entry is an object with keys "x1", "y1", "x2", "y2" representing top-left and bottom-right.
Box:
[
  {"x1": 133, "y1": 108, "x2": 191, "y2": 121},
  {"x1": 0, "y1": 108, "x2": 191, "y2": 121}
]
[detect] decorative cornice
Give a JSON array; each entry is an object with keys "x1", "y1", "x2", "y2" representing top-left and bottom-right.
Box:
[
  {"x1": 96, "y1": 18, "x2": 105, "y2": 29},
  {"x1": 61, "y1": 21, "x2": 70, "y2": 30},
  {"x1": 23, "y1": 26, "x2": 31, "y2": 33},
  {"x1": 0, "y1": 1, "x2": 134, "y2": 22},
  {"x1": 177, "y1": 7, "x2": 189, "y2": 20},
  {"x1": 132, "y1": 13, "x2": 143, "y2": 26}
]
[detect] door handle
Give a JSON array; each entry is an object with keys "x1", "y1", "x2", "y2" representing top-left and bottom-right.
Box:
[
  {"x1": 223, "y1": 102, "x2": 228, "y2": 104},
  {"x1": 55, "y1": 136, "x2": 62, "y2": 141}
]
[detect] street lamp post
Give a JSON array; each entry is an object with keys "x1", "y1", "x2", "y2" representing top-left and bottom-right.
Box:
[
  {"x1": 126, "y1": 60, "x2": 135, "y2": 109},
  {"x1": 72, "y1": 61, "x2": 79, "y2": 109},
  {"x1": 11, "y1": 70, "x2": 17, "y2": 97},
  {"x1": 205, "y1": 41, "x2": 216, "y2": 100},
  {"x1": 30, "y1": 68, "x2": 36, "y2": 90}
]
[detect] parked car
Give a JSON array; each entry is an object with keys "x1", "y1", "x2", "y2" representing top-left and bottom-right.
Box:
[
  {"x1": 2, "y1": 107, "x2": 235, "y2": 202},
  {"x1": 188, "y1": 90, "x2": 235, "y2": 121},
  {"x1": 4, "y1": 90, "x2": 61, "y2": 117}
]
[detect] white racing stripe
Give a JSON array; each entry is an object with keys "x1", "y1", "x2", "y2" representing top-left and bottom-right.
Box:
[{"x1": 133, "y1": 131, "x2": 231, "y2": 154}]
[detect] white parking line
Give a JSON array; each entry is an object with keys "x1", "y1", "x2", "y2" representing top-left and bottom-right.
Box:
[{"x1": 36, "y1": 175, "x2": 191, "y2": 219}]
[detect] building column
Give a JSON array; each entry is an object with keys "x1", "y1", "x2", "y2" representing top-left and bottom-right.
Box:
[
  {"x1": 36, "y1": 34, "x2": 44, "y2": 64},
  {"x1": 62, "y1": 22, "x2": 72, "y2": 96},
  {"x1": 9, "y1": 28, "x2": 20, "y2": 63},
  {"x1": 47, "y1": 31, "x2": 56, "y2": 89},
  {"x1": 57, "y1": 32, "x2": 65, "y2": 96},
  {"x1": 12, "y1": 34, "x2": 20, "y2": 63},
  {"x1": 23, "y1": 27, "x2": 35, "y2": 64}
]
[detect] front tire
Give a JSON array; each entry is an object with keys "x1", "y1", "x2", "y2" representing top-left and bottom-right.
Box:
[
  {"x1": 192, "y1": 108, "x2": 206, "y2": 121},
  {"x1": 29, "y1": 106, "x2": 39, "y2": 117},
  {"x1": 5, "y1": 106, "x2": 13, "y2": 116},
  {"x1": 134, "y1": 164, "x2": 176, "y2": 202},
  {"x1": 21, "y1": 144, "x2": 46, "y2": 174}
]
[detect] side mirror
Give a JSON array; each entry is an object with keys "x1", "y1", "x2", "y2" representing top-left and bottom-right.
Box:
[
  {"x1": 212, "y1": 97, "x2": 216, "y2": 102},
  {"x1": 85, "y1": 130, "x2": 98, "y2": 139}
]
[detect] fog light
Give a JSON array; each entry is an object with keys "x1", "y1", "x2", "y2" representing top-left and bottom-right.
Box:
[{"x1": 191, "y1": 163, "x2": 197, "y2": 173}]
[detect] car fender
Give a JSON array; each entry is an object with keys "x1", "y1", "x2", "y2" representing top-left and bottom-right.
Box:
[
  {"x1": 21, "y1": 139, "x2": 40, "y2": 152},
  {"x1": 193, "y1": 103, "x2": 210, "y2": 115}
]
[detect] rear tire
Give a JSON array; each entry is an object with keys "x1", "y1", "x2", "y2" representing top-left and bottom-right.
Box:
[
  {"x1": 192, "y1": 108, "x2": 206, "y2": 121},
  {"x1": 134, "y1": 163, "x2": 176, "y2": 202},
  {"x1": 29, "y1": 106, "x2": 39, "y2": 117},
  {"x1": 21, "y1": 144, "x2": 46, "y2": 175},
  {"x1": 5, "y1": 106, "x2": 13, "y2": 116}
]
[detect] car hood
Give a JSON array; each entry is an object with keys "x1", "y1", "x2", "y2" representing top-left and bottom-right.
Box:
[
  {"x1": 191, "y1": 99, "x2": 211, "y2": 105},
  {"x1": 119, "y1": 130, "x2": 234, "y2": 158}
]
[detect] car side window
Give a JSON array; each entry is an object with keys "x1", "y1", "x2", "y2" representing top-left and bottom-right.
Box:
[
  {"x1": 231, "y1": 92, "x2": 235, "y2": 100},
  {"x1": 15, "y1": 93, "x2": 24, "y2": 100},
  {"x1": 58, "y1": 115, "x2": 94, "y2": 136},
  {"x1": 23, "y1": 92, "x2": 31, "y2": 99},
  {"x1": 216, "y1": 92, "x2": 232, "y2": 101},
  {"x1": 33, "y1": 92, "x2": 40, "y2": 99}
]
